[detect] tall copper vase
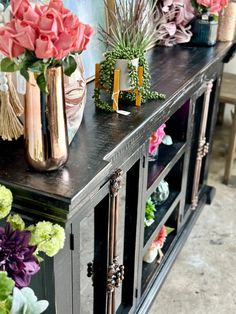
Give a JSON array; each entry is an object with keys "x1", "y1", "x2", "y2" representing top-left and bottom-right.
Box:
[{"x1": 24, "y1": 67, "x2": 69, "y2": 171}]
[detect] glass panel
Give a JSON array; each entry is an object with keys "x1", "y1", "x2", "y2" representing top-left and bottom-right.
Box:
[
  {"x1": 80, "y1": 214, "x2": 94, "y2": 314},
  {"x1": 142, "y1": 203, "x2": 179, "y2": 295}
]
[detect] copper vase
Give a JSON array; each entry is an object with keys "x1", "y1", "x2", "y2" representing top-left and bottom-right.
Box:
[{"x1": 24, "y1": 66, "x2": 69, "y2": 171}]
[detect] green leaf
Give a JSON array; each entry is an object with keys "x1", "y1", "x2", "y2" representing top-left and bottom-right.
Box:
[
  {"x1": 28, "y1": 61, "x2": 45, "y2": 73},
  {"x1": 63, "y1": 55, "x2": 77, "y2": 76},
  {"x1": 0, "y1": 272, "x2": 14, "y2": 302},
  {"x1": 0, "y1": 58, "x2": 19, "y2": 72},
  {"x1": 20, "y1": 68, "x2": 29, "y2": 81},
  {"x1": 36, "y1": 73, "x2": 48, "y2": 94}
]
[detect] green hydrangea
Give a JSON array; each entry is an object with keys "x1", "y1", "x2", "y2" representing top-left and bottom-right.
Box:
[
  {"x1": 0, "y1": 185, "x2": 13, "y2": 219},
  {"x1": 29, "y1": 221, "x2": 65, "y2": 257},
  {"x1": 7, "y1": 214, "x2": 25, "y2": 231},
  {"x1": 0, "y1": 271, "x2": 14, "y2": 314}
]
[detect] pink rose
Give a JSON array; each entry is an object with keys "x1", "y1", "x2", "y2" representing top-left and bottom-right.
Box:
[
  {"x1": 49, "y1": 0, "x2": 70, "y2": 15},
  {"x1": 196, "y1": 0, "x2": 211, "y2": 8},
  {"x1": 54, "y1": 32, "x2": 74, "y2": 59},
  {"x1": 34, "y1": 4, "x2": 49, "y2": 17},
  {"x1": 73, "y1": 23, "x2": 93, "y2": 52},
  {"x1": 63, "y1": 12, "x2": 79, "y2": 31},
  {"x1": 220, "y1": 0, "x2": 228, "y2": 8},
  {"x1": 0, "y1": 23, "x2": 24, "y2": 58},
  {"x1": 23, "y1": 6, "x2": 40, "y2": 28},
  {"x1": 14, "y1": 20, "x2": 36, "y2": 51},
  {"x1": 10, "y1": 0, "x2": 30, "y2": 19},
  {"x1": 35, "y1": 34, "x2": 58, "y2": 59},
  {"x1": 38, "y1": 9, "x2": 63, "y2": 39}
]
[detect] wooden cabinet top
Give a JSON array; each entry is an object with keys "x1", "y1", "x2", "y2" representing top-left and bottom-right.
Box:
[{"x1": 0, "y1": 43, "x2": 232, "y2": 221}]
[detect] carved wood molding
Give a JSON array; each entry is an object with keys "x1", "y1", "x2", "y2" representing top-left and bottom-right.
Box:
[
  {"x1": 107, "y1": 169, "x2": 124, "y2": 314},
  {"x1": 191, "y1": 80, "x2": 213, "y2": 210}
]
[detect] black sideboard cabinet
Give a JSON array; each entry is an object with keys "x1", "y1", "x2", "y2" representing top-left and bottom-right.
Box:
[{"x1": 0, "y1": 42, "x2": 234, "y2": 314}]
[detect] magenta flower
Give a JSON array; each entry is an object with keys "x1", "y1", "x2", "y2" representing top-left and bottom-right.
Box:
[
  {"x1": 149, "y1": 124, "x2": 166, "y2": 155},
  {"x1": 0, "y1": 223, "x2": 40, "y2": 288}
]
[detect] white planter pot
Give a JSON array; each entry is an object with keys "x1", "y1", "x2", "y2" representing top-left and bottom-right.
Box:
[{"x1": 115, "y1": 58, "x2": 139, "y2": 91}]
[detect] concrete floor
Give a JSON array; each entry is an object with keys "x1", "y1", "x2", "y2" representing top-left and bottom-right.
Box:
[{"x1": 150, "y1": 105, "x2": 236, "y2": 314}]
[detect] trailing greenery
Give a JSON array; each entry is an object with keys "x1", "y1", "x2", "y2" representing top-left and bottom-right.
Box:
[{"x1": 93, "y1": 46, "x2": 165, "y2": 112}]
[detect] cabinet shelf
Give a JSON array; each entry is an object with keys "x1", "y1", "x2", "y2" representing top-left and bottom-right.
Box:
[
  {"x1": 147, "y1": 142, "x2": 186, "y2": 195},
  {"x1": 143, "y1": 191, "x2": 180, "y2": 251},
  {"x1": 141, "y1": 233, "x2": 176, "y2": 294}
]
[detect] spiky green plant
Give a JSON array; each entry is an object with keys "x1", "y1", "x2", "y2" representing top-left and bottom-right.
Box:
[
  {"x1": 100, "y1": 0, "x2": 166, "y2": 52},
  {"x1": 94, "y1": 0, "x2": 166, "y2": 111}
]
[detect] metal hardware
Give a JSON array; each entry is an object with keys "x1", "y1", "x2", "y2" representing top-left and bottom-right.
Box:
[
  {"x1": 87, "y1": 261, "x2": 94, "y2": 283},
  {"x1": 70, "y1": 233, "x2": 74, "y2": 251},
  {"x1": 107, "y1": 169, "x2": 124, "y2": 314},
  {"x1": 191, "y1": 80, "x2": 213, "y2": 210}
]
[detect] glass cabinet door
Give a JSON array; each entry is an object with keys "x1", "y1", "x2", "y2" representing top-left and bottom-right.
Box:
[{"x1": 72, "y1": 152, "x2": 143, "y2": 314}]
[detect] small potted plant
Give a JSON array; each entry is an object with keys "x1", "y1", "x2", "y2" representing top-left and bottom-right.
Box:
[
  {"x1": 190, "y1": 0, "x2": 228, "y2": 46},
  {"x1": 94, "y1": 0, "x2": 166, "y2": 112}
]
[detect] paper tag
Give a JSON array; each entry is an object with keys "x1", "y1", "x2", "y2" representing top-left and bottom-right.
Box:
[
  {"x1": 16, "y1": 71, "x2": 26, "y2": 95},
  {"x1": 116, "y1": 110, "x2": 130, "y2": 116},
  {"x1": 202, "y1": 14, "x2": 209, "y2": 21}
]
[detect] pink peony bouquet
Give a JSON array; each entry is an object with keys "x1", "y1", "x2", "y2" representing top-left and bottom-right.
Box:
[
  {"x1": 0, "y1": 0, "x2": 93, "y2": 93},
  {"x1": 191, "y1": 0, "x2": 228, "y2": 16}
]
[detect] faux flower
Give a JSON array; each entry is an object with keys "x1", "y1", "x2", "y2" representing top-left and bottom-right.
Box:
[
  {"x1": 191, "y1": 0, "x2": 228, "y2": 15},
  {"x1": 156, "y1": 0, "x2": 194, "y2": 46},
  {"x1": 0, "y1": 0, "x2": 93, "y2": 93},
  {"x1": 0, "y1": 184, "x2": 13, "y2": 219},
  {"x1": 152, "y1": 225, "x2": 167, "y2": 248},
  {"x1": 29, "y1": 221, "x2": 65, "y2": 257},
  {"x1": 149, "y1": 124, "x2": 166, "y2": 155},
  {"x1": 0, "y1": 223, "x2": 40, "y2": 288},
  {"x1": 7, "y1": 214, "x2": 25, "y2": 231}
]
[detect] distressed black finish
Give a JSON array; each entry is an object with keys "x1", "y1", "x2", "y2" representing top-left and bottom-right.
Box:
[
  {"x1": 0, "y1": 43, "x2": 232, "y2": 221},
  {"x1": 0, "y1": 42, "x2": 233, "y2": 314}
]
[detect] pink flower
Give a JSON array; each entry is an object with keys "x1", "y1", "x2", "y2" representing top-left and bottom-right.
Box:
[
  {"x1": 38, "y1": 9, "x2": 63, "y2": 40},
  {"x1": 196, "y1": 0, "x2": 211, "y2": 7},
  {"x1": 63, "y1": 12, "x2": 80, "y2": 31},
  {"x1": 10, "y1": 0, "x2": 30, "y2": 19},
  {"x1": 0, "y1": 22, "x2": 24, "y2": 58},
  {"x1": 23, "y1": 6, "x2": 40, "y2": 28},
  {"x1": 54, "y1": 32, "x2": 74, "y2": 59},
  {"x1": 152, "y1": 226, "x2": 167, "y2": 248},
  {"x1": 73, "y1": 23, "x2": 93, "y2": 52},
  {"x1": 14, "y1": 20, "x2": 36, "y2": 51},
  {"x1": 35, "y1": 34, "x2": 58, "y2": 59},
  {"x1": 148, "y1": 124, "x2": 166, "y2": 155},
  {"x1": 196, "y1": 0, "x2": 228, "y2": 12},
  {"x1": 49, "y1": 0, "x2": 70, "y2": 15}
]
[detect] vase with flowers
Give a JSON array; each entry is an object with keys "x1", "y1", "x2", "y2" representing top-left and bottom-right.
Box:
[
  {"x1": 0, "y1": 0, "x2": 93, "y2": 171},
  {"x1": 0, "y1": 184, "x2": 66, "y2": 313},
  {"x1": 190, "y1": 0, "x2": 228, "y2": 46}
]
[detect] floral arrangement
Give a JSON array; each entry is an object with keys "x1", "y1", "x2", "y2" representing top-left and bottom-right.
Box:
[
  {"x1": 149, "y1": 123, "x2": 173, "y2": 159},
  {"x1": 0, "y1": 0, "x2": 93, "y2": 93},
  {"x1": 191, "y1": 0, "x2": 229, "y2": 18},
  {"x1": 0, "y1": 184, "x2": 65, "y2": 313},
  {"x1": 143, "y1": 225, "x2": 175, "y2": 264},
  {"x1": 156, "y1": 0, "x2": 194, "y2": 46}
]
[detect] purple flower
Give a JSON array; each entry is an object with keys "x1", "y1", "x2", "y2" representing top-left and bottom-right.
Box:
[{"x1": 0, "y1": 223, "x2": 40, "y2": 288}]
